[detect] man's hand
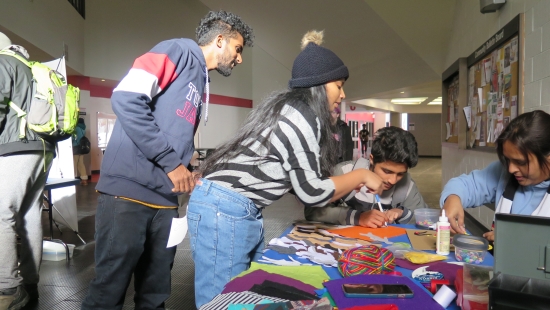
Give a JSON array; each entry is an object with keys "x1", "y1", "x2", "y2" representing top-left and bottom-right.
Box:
[
  {"x1": 482, "y1": 230, "x2": 495, "y2": 242},
  {"x1": 167, "y1": 165, "x2": 195, "y2": 194},
  {"x1": 358, "y1": 210, "x2": 389, "y2": 228},
  {"x1": 385, "y1": 208, "x2": 403, "y2": 223}
]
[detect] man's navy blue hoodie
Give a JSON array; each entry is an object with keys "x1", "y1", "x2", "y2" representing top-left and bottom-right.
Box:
[{"x1": 96, "y1": 39, "x2": 206, "y2": 206}]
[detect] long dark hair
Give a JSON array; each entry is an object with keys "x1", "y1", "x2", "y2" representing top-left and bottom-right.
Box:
[
  {"x1": 496, "y1": 110, "x2": 550, "y2": 174},
  {"x1": 200, "y1": 85, "x2": 338, "y2": 177}
]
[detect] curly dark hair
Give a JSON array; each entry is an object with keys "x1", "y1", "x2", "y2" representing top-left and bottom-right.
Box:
[
  {"x1": 196, "y1": 10, "x2": 254, "y2": 47},
  {"x1": 371, "y1": 126, "x2": 418, "y2": 168}
]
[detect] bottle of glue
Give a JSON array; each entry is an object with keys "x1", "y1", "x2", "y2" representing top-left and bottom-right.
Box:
[{"x1": 436, "y1": 210, "x2": 451, "y2": 255}]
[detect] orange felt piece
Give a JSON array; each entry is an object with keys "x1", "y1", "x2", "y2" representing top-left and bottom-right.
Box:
[{"x1": 326, "y1": 225, "x2": 407, "y2": 241}]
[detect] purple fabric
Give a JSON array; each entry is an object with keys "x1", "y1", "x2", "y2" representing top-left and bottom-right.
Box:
[
  {"x1": 323, "y1": 275, "x2": 444, "y2": 310},
  {"x1": 426, "y1": 262, "x2": 463, "y2": 285},
  {"x1": 222, "y1": 269, "x2": 317, "y2": 295},
  {"x1": 394, "y1": 258, "x2": 439, "y2": 270}
]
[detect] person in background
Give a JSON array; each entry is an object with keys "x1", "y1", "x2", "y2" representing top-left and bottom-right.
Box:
[
  {"x1": 81, "y1": 11, "x2": 254, "y2": 310},
  {"x1": 0, "y1": 33, "x2": 54, "y2": 309},
  {"x1": 187, "y1": 30, "x2": 384, "y2": 307},
  {"x1": 306, "y1": 126, "x2": 428, "y2": 227},
  {"x1": 332, "y1": 107, "x2": 353, "y2": 162},
  {"x1": 441, "y1": 110, "x2": 550, "y2": 242},
  {"x1": 359, "y1": 123, "x2": 370, "y2": 158},
  {"x1": 72, "y1": 118, "x2": 88, "y2": 185}
]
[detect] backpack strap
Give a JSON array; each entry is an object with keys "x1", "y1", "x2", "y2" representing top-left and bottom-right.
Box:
[
  {"x1": 7, "y1": 101, "x2": 27, "y2": 140},
  {"x1": 1, "y1": 50, "x2": 32, "y2": 141},
  {"x1": 0, "y1": 50, "x2": 31, "y2": 67}
]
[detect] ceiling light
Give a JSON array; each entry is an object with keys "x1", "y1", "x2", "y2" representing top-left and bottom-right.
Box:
[
  {"x1": 428, "y1": 97, "x2": 442, "y2": 105},
  {"x1": 400, "y1": 91, "x2": 405, "y2": 93},
  {"x1": 101, "y1": 79, "x2": 105, "y2": 82},
  {"x1": 391, "y1": 97, "x2": 428, "y2": 105}
]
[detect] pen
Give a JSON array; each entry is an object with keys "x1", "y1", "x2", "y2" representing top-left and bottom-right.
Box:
[{"x1": 375, "y1": 194, "x2": 387, "y2": 227}]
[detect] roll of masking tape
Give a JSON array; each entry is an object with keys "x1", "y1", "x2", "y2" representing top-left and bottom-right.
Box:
[{"x1": 433, "y1": 285, "x2": 457, "y2": 308}]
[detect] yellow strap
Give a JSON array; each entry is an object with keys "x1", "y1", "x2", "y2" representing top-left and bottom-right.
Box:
[
  {"x1": 41, "y1": 138, "x2": 46, "y2": 172},
  {"x1": 117, "y1": 196, "x2": 178, "y2": 209},
  {"x1": 0, "y1": 50, "x2": 31, "y2": 67},
  {"x1": 7, "y1": 101, "x2": 26, "y2": 117},
  {"x1": 18, "y1": 118, "x2": 26, "y2": 140},
  {"x1": 7, "y1": 101, "x2": 27, "y2": 140}
]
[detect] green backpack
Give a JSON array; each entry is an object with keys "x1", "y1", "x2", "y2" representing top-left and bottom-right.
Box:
[{"x1": 0, "y1": 50, "x2": 80, "y2": 142}]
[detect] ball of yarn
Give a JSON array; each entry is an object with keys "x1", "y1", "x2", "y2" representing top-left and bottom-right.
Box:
[{"x1": 338, "y1": 245, "x2": 395, "y2": 277}]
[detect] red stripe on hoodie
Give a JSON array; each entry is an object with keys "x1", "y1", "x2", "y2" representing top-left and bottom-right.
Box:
[{"x1": 132, "y1": 52, "x2": 178, "y2": 90}]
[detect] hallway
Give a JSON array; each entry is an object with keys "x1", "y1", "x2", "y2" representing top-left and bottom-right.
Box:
[{"x1": 28, "y1": 157, "x2": 442, "y2": 309}]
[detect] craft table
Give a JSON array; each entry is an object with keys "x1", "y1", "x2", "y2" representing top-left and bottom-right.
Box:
[
  {"x1": 261, "y1": 223, "x2": 494, "y2": 310},
  {"x1": 43, "y1": 178, "x2": 82, "y2": 261}
]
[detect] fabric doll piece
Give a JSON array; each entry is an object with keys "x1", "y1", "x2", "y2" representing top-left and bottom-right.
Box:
[{"x1": 222, "y1": 269, "x2": 317, "y2": 295}]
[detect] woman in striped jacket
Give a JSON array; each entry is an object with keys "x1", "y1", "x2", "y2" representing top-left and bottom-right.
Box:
[{"x1": 188, "y1": 30, "x2": 385, "y2": 308}]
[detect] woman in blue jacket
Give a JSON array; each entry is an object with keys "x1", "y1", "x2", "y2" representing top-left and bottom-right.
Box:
[{"x1": 441, "y1": 110, "x2": 550, "y2": 241}]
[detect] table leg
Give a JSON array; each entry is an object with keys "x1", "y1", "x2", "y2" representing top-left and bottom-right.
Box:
[
  {"x1": 44, "y1": 190, "x2": 70, "y2": 261},
  {"x1": 47, "y1": 190, "x2": 54, "y2": 240}
]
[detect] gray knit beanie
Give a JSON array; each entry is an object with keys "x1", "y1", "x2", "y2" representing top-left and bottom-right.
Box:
[
  {"x1": 288, "y1": 30, "x2": 349, "y2": 89},
  {"x1": 0, "y1": 32, "x2": 12, "y2": 50}
]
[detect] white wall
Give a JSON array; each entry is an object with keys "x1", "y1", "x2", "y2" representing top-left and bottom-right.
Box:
[
  {"x1": 79, "y1": 93, "x2": 114, "y2": 172},
  {"x1": 390, "y1": 112, "x2": 401, "y2": 127},
  {"x1": 197, "y1": 104, "x2": 250, "y2": 148},
  {"x1": 252, "y1": 45, "x2": 291, "y2": 107},
  {"x1": 84, "y1": 0, "x2": 207, "y2": 79},
  {"x1": 441, "y1": 145, "x2": 499, "y2": 228},
  {"x1": 0, "y1": 0, "x2": 86, "y2": 73},
  {"x1": 441, "y1": 0, "x2": 545, "y2": 228},
  {"x1": 408, "y1": 113, "x2": 442, "y2": 156},
  {"x1": 372, "y1": 112, "x2": 387, "y2": 133}
]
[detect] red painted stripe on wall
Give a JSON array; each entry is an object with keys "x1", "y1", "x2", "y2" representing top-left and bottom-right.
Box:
[
  {"x1": 68, "y1": 75, "x2": 252, "y2": 108},
  {"x1": 209, "y1": 94, "x2": 252, "y2": 108}
]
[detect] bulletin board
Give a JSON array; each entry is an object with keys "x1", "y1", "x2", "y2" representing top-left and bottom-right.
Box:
[
  {"x1": 466, "y1": 15, "x2": 521, "y2": 149},
  {"x1": 441, "y1": 57, "x2": 467, "y2": 147},
  {"x1": 445, "y1": 75, "x2": 459, "y2": 143}
]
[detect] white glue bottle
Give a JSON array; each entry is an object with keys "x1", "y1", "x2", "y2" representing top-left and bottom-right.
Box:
[{"x1": 436, "y1": 210, "x2": 451, "y2": 255}]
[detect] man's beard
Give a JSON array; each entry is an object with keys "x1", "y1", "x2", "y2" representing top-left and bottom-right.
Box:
[{"x1": 216, "y1": 48, "x2": 235, "y2": 77}]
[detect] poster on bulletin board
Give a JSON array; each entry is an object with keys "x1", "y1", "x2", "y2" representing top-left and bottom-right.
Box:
[
  {"x1": 445, "y1": 75, "x2": 459, "y2": 143},
  {"x1": 466, "y1": 15, "x2": 520, "y2": 149}
]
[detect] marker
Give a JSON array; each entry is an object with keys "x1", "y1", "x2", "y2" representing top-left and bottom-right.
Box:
[{"x1": 375, "y1": 194, "x2": 387, "y2": 227}]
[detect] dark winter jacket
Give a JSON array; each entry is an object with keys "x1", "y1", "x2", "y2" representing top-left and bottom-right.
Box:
[
  {"x1": 336, "y1": 119, "x2": 353, "y2": 162},
  {"x1": 96, "y1": 39, "x2": 207, "y2": 206}
]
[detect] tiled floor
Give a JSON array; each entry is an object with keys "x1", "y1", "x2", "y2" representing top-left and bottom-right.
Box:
[{"x1": 24, "y1": 157, "x2": 442, "y2": 309}]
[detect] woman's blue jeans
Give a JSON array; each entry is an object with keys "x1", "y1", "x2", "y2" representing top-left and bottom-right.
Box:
[{"x1": 187, "y1": 179, "x2": 264, "y2": 308}]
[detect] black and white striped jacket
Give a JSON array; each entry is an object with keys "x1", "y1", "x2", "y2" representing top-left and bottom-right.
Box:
[{"x1": 204, "y1": 100, "x2": 335, "y2": 208}]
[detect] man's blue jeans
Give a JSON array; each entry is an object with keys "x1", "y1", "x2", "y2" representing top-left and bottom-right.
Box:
[
  {"x1": 82, "y1": 194, "x2": 178, "y2": 310},
  {"x1": 187, "y1": 179, "x2": 264, "y2": 308}
]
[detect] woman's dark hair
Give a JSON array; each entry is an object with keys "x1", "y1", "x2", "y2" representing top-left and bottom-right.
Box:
[
  {"x1": 200, "y1": 86, "x2": 338, "y2": 177},
  {"x1": 371, "y1": 126, "x2": 418, "y2": 168},
  {"x1": 196, "y1": 10, "x2": 254, "y2": 47},
  {"x1": 496, "y1": 110, "x2": 550, "y2": 174}
]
